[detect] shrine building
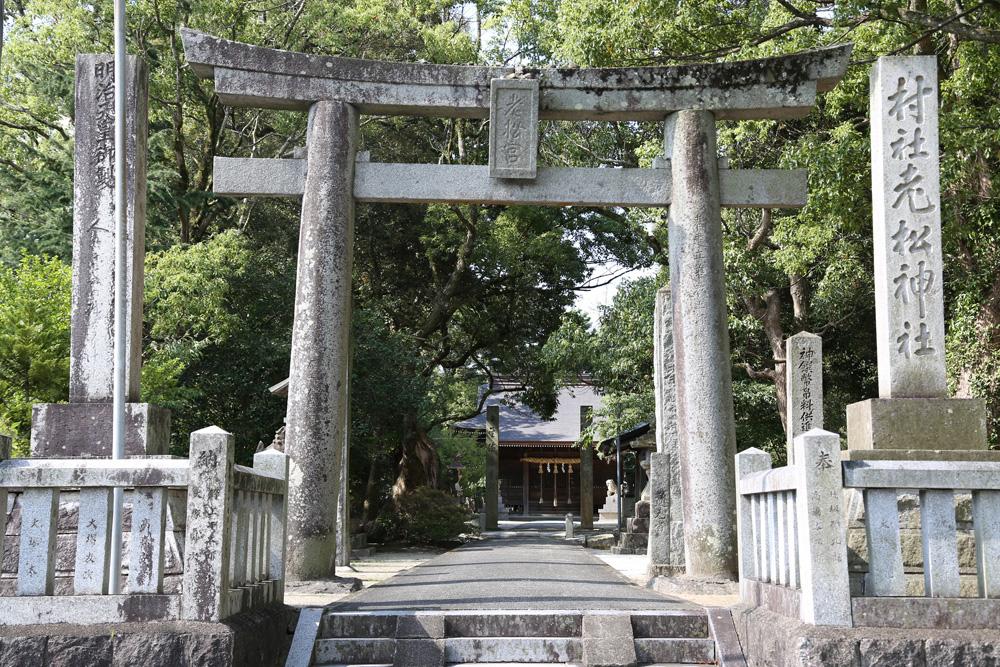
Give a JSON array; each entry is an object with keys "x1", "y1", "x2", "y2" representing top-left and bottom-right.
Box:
[{"x1": 453, "y1": 382, "x2": 615, "y2": 517}]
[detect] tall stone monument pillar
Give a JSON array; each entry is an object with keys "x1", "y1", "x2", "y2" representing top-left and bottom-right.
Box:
[
  {"x1": 579, "y1": 405, "x2": 594, "y2": 529},
  {"x1": 31, "y1": 54, "x2": 170, "y2": 457},
  {"x1": 284, "y1": 100, "x2": 358, "y2": 580},
  {"x1": 847, "y1": 56, "x2": 987, "y2": 457},
  {"x1": 785, "y1": 332, "x2": 823, "y2": 464},
  {"x1": 667, "y1": 110, "x2": 739, "y2": 579},
  {"x1": 649, "y1": 286, "x2": 685, "y2": 574},
  {"x1": 484, "y1": 405, "x2": 500, "y2": 530}
]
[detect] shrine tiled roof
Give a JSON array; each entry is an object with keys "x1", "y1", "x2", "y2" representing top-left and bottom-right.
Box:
[{"x1": 452, "y1": 384, "x2": 603, "y2": 444}]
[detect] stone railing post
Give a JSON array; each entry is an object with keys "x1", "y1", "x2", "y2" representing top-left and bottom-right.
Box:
[
  {"x1": 254, "y1": 445, "x2": 290, "y2": 602},
  {"x1": 181, "y1": 426, "x2": 235, "y2": 621},
  {"x1": 0, "y1": 434, "x2": 10, "y2": 460},
  {"x1": 735, "y1": 448, "x2": 771, "y2": 591},
  {"x1": 794, "y1": 429, "x2": 852, "y2": 626}
]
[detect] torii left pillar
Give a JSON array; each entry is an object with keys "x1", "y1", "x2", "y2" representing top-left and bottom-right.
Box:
[{"x1": 284, "y1": 100, "x2": 358, "y2": 580}]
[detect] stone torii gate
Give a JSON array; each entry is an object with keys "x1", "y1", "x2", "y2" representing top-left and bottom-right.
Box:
[{"x1": 181, "y1": 29, "x2": 850, "y2": 581}]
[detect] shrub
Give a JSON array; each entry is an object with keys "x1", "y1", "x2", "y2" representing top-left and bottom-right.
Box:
[{"x1": 375, "y1": 487, "x2": 473, "y2": 544}]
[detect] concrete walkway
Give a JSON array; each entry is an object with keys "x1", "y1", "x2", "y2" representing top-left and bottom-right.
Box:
[{"x1": 328, "y1": 533, "x2": 695, "y2": 612}]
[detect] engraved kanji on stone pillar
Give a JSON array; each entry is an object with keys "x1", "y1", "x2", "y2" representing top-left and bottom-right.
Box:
[
  {"x1": 785, "y1": 332, "x2": 823, "y2": 463},
  {"x1": 488, "y1": 78, "x2": 539, "y2": 179},
  {"x1": 871, "y1": 56, "x2": 946, "y2": 398},
  {"x1": 70, "y1": 54, "x2": 147, "y2": 402}
]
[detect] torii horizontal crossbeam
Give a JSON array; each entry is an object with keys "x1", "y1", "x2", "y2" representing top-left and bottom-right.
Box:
[
  {"x1": 213, "y1": 157, "x2": 807, "y2": 208},
  {"x1": 182, "y1": 29, "x2": 851, "y2": 121}
]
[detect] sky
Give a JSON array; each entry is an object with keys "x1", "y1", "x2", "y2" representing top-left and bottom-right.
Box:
[{"x1": 574, "y1": 262, "x2": 658, "y2": 326}]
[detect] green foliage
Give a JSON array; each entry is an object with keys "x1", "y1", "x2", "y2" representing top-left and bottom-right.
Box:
[
  {"x1": 144, "y1": 230, "x2": 295, "y2": 460},
  {"x1": 434, "y1": 427, "x2": 486, "y2": 495},
  {"x1": 0, "y1": 255, "x2": 70, "y2": 453},
  {"x1": 374, "y1": 487, "x2": 474, "y2": 544}
]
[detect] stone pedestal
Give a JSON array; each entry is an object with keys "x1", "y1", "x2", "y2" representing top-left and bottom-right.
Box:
[
  {"x1": 846, "y1": 397, "x2": 987, "y2": 457},
  {"x1": 612, "y1": 500, "x2": 649, "y2": 555},
  {"x1": 598, "y1": 494, "x2": 618, "y2": 523},
  {"x1": 30, "y1": 403, "x2": 170, "y2": 457}
]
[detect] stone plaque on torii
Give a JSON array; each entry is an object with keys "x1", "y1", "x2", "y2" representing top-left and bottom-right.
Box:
[{"x1": 181, "y1": 29, "x2": 850, "y2": 581}]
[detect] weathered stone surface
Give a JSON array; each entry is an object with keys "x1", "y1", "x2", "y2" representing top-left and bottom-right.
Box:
[
  {"x1": 0, "y1": 606, "x2": 294, "y2": 666},
  {"x1": 129, "y1": 486, "x2": 167, "y2": 594},
  {"x1": 668, "y1": 109, "x2": 738, "y2": 579},
  {"x1": 633, "y1": 638, "x2": 715, "y2": 664},
  {"x1": 74, "y1": 488, "x2": 113, "y2": 594},
  {"x1": 47, "y1": 635, "x2": 114, "y2": 667},
  {"x1": 253, "y1": 446, "x2": 289, "y2": 591},
  {"x1": 649, "y1": 288, "x2": 684, "y2": 572},
  {"x1": 705, "y1": 608, "x2": 745, "y2": 667},
  {"x1": 220, "y1": 158, "x2": 811, "y2": 208},
  {"x1": 926, "y1": 638, "x2": 1000, "y2": 666},
  {"x1": 396, "y1": 614, "x2": 445, "y2": 639},
  {"x1": 336, "y1": 367, "x2": 351, "y2": 568},
  {"x1": 581, "y1": 613, "x2": 637, "y2": 667},
  {"x1": 785, "y1": 332, "x2": 823, "y2": 463},
  {"x1": 859, "y1": 638, "x2": 926, "y2": 666},
  {"x1": 846, "y1": 398, "x2": 987, "y2": 452},
  {"x1": 284, "y1": 100, "x2": 357, "y2": 581},
  {"x1": 736, "y1": 448, "x2": 772, "y2": 585},
  {"x1": 0, "y1": 636, "x2": 47, "y2": 667},
  {"x1": 485, "y1": 405, "x2": 499, "y2": 530},
  {"x1": 30, "y1": 402, "x2": 170, "y2": 457},
  {"x1": 112, "y1": 632, "x2": 185, "y2": 666},
  {"x1": 630, "y1": 612, "x2": 709, "y2": 639},
  {"x1": 871, "y1": 56, "x2": 946, "y2": 398},
  {"x1": 70, "y1": 55, "x2": 147, "y2": 403},
  {"x1": 794, "y1": 430, "x2": 851, "y2": 626},
  {"x1": 181, "y1": 427, "x2": 234, "y2": 622},
  {"x1": 843, "y1": 448, "x2": 1000, "y2": 461},
  {"x1": 17, "y1": 487, "x2": 59, "y2": 595},
  {"x1": 393, "y1": 638, "x2": 445, "y2": 667},
  {"x1": 213, "y1": 156, "x2": 305, "y2": 197},
  {"x1": 181, "y1": 29, "x2": 852, "y2": 120},
  {"x1": 489, "y1": 78, "x2": 538, "y2": 179}
]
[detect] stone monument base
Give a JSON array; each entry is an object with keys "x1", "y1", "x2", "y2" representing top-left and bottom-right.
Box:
[
  {"x1": 733, "y1": 603, "x2": 1000, "y2": 667},
  {"x1": 846, "y1": 398, "x2": 987, "y2": 453},
  {"x1": 597, "y1": 495, "x2": 618, "y2": 523},
  {"x1": 0, "y1": 604, "x2": 295, "y2": 667},
  {"x1": 31, "y1": 403, "x2": 171, "y2": 457}
]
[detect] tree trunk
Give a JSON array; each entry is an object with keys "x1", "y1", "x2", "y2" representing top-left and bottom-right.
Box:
[
  {"x1": 361, "y1": 460, "x2": 379, "y2": 529},
  {"x1": 391, "y1": 412, "x2": 440, "y2": 498},
  {"x1": 744, "y1": 289, "x2": 788, "y2": 433}
]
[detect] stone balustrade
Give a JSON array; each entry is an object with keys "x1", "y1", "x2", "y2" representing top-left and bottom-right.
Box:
[
  {"x1": 736, "y1": 429, "x2": 852, "y2": 626},
  {"x1": 737, "y1": 430, "x2": 1000, "y2": 629},
  {"x1": 0, "y1": 426, "x2": 288, "y2": 626}
]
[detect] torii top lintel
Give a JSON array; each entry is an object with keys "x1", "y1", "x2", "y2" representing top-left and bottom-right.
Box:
[{"x1": 181, "y1": 29, "x2": 851, "y2": 122}]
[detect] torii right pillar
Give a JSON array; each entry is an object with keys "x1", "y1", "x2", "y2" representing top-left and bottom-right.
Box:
[{"x1": 667, "y1": 110, "x2": 739, "y2": 579}]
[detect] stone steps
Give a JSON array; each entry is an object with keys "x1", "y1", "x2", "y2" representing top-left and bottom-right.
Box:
[{"x1": 300, "y1": 610, "x2": 717, "y2": 666}]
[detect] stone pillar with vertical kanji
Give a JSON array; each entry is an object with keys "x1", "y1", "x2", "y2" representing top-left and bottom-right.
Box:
[
  {"x1": 29, "y1": 54, "x2": 171, "y2": 458},
  {"x1": 847, "y1": 56, "x2": 987, "y2": 459}
]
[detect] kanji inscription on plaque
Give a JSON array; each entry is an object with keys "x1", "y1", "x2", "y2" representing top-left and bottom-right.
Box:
[{"x1": 489, "y1": 78, "x2": 539, "y2": 179}]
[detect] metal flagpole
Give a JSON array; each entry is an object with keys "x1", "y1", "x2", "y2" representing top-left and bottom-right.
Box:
[{"x1": 107, "y1": 0, "x2": 129, "y2": 595}]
